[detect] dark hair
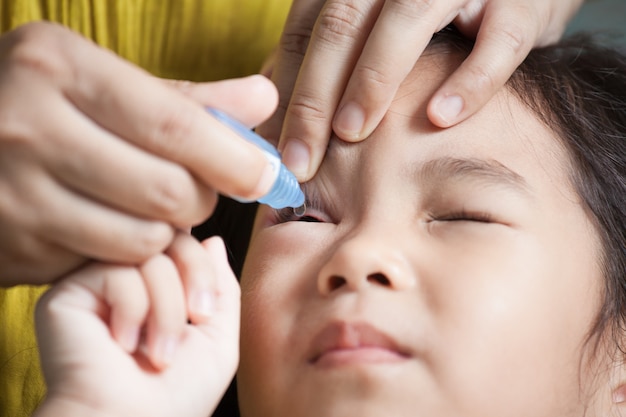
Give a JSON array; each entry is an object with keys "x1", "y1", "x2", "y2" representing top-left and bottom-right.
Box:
[{"x1": 196, "y1": 27, "x2": 626, "y2": 416}]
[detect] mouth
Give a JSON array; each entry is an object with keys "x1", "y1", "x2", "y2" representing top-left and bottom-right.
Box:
[{"x1": 308, "y1": 321, "x2": 412, "y2": 368}]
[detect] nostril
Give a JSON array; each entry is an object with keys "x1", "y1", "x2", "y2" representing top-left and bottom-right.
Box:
[
  {"x1": 328, "y1": 275, "x2": 346, "y2": 291},
  {"x1": 367, "y1": 273, "x2": 390, "y2": 286}
]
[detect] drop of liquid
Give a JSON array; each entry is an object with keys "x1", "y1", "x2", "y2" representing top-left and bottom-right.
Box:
[{"x1": 293, "y1": 203, "x2": 306, "y2": 217}]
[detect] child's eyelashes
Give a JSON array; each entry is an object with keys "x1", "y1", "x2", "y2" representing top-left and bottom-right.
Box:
[
  {"x1": 428, "y1": 209, "x2": 496, "y2": 224},
  {"x1": 274, "y1": 207, "x2": 498, "y2": 225},
  {"x1": 274, "y1": 198, "x2": 330, "y2": 224},
  {"x1": 275, "y1": 207, "x2": 325, "y2": 224},
  {"x1": 272, "y1": 192, "x2": 500, "y2": 226}
]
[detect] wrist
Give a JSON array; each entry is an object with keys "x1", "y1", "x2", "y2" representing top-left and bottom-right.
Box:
[{"x1": 34, "y1": 396, "x2": 123, "y2": 417}]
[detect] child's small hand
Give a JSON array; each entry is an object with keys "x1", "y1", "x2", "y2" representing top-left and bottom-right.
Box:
[{"x1": 33, "y1": 233, "x2": 240, "y2": 417}]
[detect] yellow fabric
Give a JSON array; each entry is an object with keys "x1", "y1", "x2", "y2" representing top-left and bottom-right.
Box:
[
  {"x1": 0, "y1": 1, "x2": 291, "y2": 416},
  {"x1": 0, "y1": 0, "x2": 290, "y2": 81},
  {"x1": 0, "y1": 286, "x2": 48, "y2": 417}
]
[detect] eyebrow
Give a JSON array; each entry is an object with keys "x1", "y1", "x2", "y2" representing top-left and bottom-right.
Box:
[{"x1": 417, "y1": 157, "x2": 531, "y2": 195}]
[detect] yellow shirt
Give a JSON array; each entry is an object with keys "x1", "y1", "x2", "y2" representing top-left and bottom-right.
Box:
[{"x1": 0, "y1": 1, "x2": 290, "y2": 416}]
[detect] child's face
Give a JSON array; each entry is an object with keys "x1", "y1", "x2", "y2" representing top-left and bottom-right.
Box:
[{"x1": 238, "y1": 56, "x2": 608, "y2": 417}]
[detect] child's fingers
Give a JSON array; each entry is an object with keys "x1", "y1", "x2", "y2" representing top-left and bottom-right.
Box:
[
  {"x1": 166, "y1": 232, "x2": 217, "y2": 323},
  {"x1": 139, "y1": 254, "x2": 187, "y2": 370},
  {"x1": 37, "y1": 263, "x2": 150, "y2": 356},
  {"x1": 153, "y1": 235, "x2": 240, "y2": 400},
  {"x1": 104, "y1": 268, "x2": 149, "y2": 353},
  {"x1": 165, "y1": 234, "x2": 240, "y2": 380},
  {"x1": 197, "y1": 237, "x2": 241, "y2": 353},
  {"x1": 197, "y1": 236, "x2": 241, "y2": 381}
]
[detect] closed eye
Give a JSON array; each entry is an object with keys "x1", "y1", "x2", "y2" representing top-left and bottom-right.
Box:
[{"x1": 429, "y1": 210, "x2": 495, "y2": 223}]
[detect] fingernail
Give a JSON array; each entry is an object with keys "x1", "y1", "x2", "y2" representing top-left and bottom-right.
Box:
[
  {"x1": 282, "y1": 139, "x2": 310, "y2": 179},
  {"x1": 119, "y1": 326, "x2": 140, "y2": 353},
  {"x1": 334, "y1": 102, "x2": 365, "y2": 140},
  {"x1": 435, "y1": 94, "x2": 464, "y2": 126},
  {"x1": 155, "y1": 336, "x2": 178, "y2": 368},
  {"x1": 252, "y1": 161, "x2": 277, "y2": 198},
  {"x1": 190, "y1": 290, "x2": 214, "y2": 319}
]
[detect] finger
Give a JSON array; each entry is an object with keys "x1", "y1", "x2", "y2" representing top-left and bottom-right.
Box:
[
  {"x1": 0, "y1": 153, "x2": 87, "y2": 284},
  {"x1": 20, "y1": 92, "x2": 216, "y2": 227},
  {"x1": 54, "y1": 30, "x2": 276, "y2": 201},
  {"x1": 140, "y1": 254, "x2": 187, "y2": 370},
  {"x1": 259, "y1": 46, "x2": 278, "y2": 78},
  {"x1": 271, "y1": 0, "x2": 383, "y2": 181},
  {"x1": 103, "y1": 268, "x2": 150, "y2": 353},
  {"x1": 165, "y1": 75, "x2": 278, "y2": 128},
  {"x1": 256, "y1": 0, "x2": 327, "y2": 146},
  {"x1": 30, "y1": 171, "x2": 176, "y2": 263},
  {"x1": 31, "y1": 96, "x2": 219, "y2": 228},
  {"x1": 166, "y1": 232, "x2": 216, "y2": 323},
  {"x1": 36, "y1": 263, "x2": 149, "y2": 360},
  {"x1": 0, "y1": 232, "x2": 85, "y2": 286},
  {"x1": 196, "y1": 236, "x2": 240, "y2": 352},
  {"x1": 332, "y1": 0, "x2": 462, "y2": 140},
  {"x1": 427, "y1": 4, "x2": 538, "y2": 127}
]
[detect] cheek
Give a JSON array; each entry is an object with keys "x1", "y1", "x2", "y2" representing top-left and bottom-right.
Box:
[
  {"x1": 239, "y1": 229, "x2": 329, "y2": 415},
  {"x1": 238, "y1": 242, "x2": 288, "y2": 414},
  {"x1": 428, "y1": 230, "x2": 602, "y2": 413},
  {"x1": 239, "y1": 229, "x2": 320, "y2": 362},
  {"x1": 240, "y1": 238, "x2": 289, "y2": 345}
]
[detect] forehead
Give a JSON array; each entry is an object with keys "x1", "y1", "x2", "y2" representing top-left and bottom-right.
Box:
[{"x1": 317, "y1": 53, "x2": 572, "y2": 198}]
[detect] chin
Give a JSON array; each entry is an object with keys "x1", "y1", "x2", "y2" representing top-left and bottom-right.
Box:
[{"x1": 239, "y1": 390, "x2": 407, "y2": 417}]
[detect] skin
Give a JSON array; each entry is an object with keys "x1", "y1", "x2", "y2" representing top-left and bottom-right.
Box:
[
  {"x1": 239, "y1": 53, "x2": 615, "y2": 417},
  {"x1": 0, "y1": 22, "x2": 278, "y2": 286},
  {"x1": 262, "y1": 0, "x2": 584, "y2": 181},
  {"x1": 34, "y1": 233, "x2": 241, "y2": 417},
  {"x1": 31, "y1": 43, "x2": 626, "y2": 417},
  {"x1": 2, "y1": 0, "x2": 583, "y2": 285}
]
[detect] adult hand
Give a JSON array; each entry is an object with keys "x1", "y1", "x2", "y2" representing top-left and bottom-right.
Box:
[
  {"x1": 34, "y1": 233, "x2": 240, "y2": 417},
  {"x1": 259, "y1": 0, "x2": 583, "y2": 181},
  {"x1": 0, "y1": 21, "x2": 278, "y2": 286}
]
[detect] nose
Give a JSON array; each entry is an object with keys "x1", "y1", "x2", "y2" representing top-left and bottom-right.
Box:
[{"x1": 317, "y1": 230, "x2": 415, "y2": 296}]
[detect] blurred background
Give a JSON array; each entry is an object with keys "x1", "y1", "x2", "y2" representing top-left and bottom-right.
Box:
[{"x1": 566, "y1": 0, "x2": 626, "y2": 48}]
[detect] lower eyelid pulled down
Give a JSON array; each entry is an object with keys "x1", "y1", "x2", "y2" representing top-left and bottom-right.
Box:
[
  {"x1": 274, "y1": 207, "x2": 324, "y2": 223},
  {"x1": 273, "y1": 195, "x2": 332, "y2": 224}
]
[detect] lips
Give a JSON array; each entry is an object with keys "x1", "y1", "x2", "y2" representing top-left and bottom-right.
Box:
[{"x1": 308, "y1": 321, "x2": 411, "y2": 367}]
